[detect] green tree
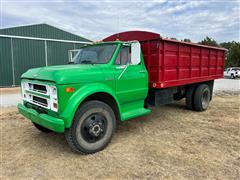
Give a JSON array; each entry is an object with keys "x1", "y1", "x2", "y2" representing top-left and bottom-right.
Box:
[
  {"x1": 199, "y1": 36, "x2": 219, "y2": 47},
  {"x1": 198, "y1": 37, "x2": 239, "y2": 68},
  {"x1": 183, "y1": 38, "x2": 191, "y2": 42},
  {"x1": 220, "y1": 41, "x2": 240, "y2": 67}
]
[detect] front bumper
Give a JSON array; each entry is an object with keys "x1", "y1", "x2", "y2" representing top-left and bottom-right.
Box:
[{"x1": 18, "y1": 103, "x2": 65, "y2": 133}]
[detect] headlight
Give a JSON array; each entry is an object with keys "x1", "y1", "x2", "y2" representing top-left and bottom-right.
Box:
[
  {"x1": 21, "y1": 82, "x2": 31, "y2": 103},
  {"x1": 21, "y1": 82, "x2": 25, "y2": 99},
  {"x1": 49, "y1": 86, "x2": 58, "y2": 112},
  {"x1": 49, "y1": 86, "x2": 57, "y2": 99}
]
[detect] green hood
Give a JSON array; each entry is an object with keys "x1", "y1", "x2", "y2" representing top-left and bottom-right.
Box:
[{"x1": 21, "y1": 64, "x2": 105, "y2": 84}]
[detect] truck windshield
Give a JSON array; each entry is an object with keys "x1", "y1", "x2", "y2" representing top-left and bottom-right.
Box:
[{"x1": 73, "y1": 44, "x2": 117, "y2": 64}]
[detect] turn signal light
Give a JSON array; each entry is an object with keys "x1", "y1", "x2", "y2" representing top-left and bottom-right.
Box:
[{"x1": 65, "y1": 87, "x2": 75, "y2": 92}]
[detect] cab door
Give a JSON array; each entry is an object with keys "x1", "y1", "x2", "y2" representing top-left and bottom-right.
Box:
[{"x1": 114, "y1": 43, "x2": 148, "y2": 105}]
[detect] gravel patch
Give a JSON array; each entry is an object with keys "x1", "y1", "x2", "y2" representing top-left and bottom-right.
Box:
[
  {"x1": 213, "y1": 78, "x2": 240, "y2": 95},
  {"x1": 0, "y1": 93, "x2": 21, "y2": 107}
]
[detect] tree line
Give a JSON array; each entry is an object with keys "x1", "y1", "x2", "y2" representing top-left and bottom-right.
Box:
[
  {"x1": 199, "y1": 37, "x2": 240, "y2": 68},
  {"x1": 171, "y1": 37, "x2": 240, "y2": 68}
]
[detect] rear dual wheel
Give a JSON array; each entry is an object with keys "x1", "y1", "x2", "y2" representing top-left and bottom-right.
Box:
[
  {"x1": 186, "y1": 84, "x2": 211, "y2": 111},
  {"x1": 65, "y1": 100, "x2": 116, "y2": 154},
  {"x1": 186, "y1": 85, "x2": 196, "y2": 110},
  {"x1": 194, "y1": 84, "x2": 211, "y2": 111}
]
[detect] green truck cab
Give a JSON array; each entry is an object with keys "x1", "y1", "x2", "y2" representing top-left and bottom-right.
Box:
[{"x1": 18, "y1": 41, "x2": 150, "y2": 154}]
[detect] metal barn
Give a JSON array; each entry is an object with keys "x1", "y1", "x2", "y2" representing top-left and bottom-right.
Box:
[{"x1": 0, "y1": 23, "x2": 91, "y2": 87}]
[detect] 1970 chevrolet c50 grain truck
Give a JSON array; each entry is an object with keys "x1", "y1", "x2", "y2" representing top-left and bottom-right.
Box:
[{"x1": 18, "y1": 31, "x2": 226, "y2": 154}]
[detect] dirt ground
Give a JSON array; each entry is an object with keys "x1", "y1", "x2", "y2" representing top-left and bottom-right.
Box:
[{"x1": 1, "y1": 95, "x2": 240, "y2": 179}]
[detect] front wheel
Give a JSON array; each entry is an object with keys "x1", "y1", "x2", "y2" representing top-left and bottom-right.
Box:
[
  {"x1": 65, "y1": 100, "x2": 116, "y2": 154},
  {"x1": 230, "y1": 74, "x2": 235, "y2": 79}
]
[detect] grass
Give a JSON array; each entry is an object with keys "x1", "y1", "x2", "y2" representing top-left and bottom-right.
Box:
[{"x1": 1, "y1": 95, "x2": 239, "y2": 179}]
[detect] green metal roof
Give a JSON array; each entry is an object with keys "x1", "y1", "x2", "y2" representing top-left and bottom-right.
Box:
[{"x1": 0, "y1": 23, "x2": 91, "y2": 42}]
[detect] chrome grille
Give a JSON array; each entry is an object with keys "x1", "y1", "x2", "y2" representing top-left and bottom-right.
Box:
[
  {"x1": 32, "y1": 96, "x2": 48, "y2": 107},
  {"x1": 32, "y1": 84, "x2": 47, "y2": 94},
  {"x1": 27, "y1": 83, "x2": 48, "y2": 95},
  {"x1": 22, "y1": 82, "x2": 50, "y2": 109},
  {"x1": 21, "y1": 81, "x2": 58, "y2": 112}
]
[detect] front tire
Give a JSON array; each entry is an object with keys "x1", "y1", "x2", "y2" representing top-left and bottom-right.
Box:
[
  {"x1": 65, "y1": 100, "x2": 116, "y2": 154},
  {"x1": 193, "y1": 84, "x2": 211, "y2": 111},
  {"x1": 32, "y1": 122, "x2": 52, "y2": 133}
]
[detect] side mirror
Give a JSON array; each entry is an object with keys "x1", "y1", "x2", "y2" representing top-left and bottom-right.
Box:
[{"x1": 131, "y1": 42, "x2": 141, "y2": 65}]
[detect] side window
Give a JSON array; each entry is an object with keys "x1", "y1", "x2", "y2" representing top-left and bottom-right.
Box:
[{"x1": 115, "y1": 46, "x2": 131, "y2": 65}]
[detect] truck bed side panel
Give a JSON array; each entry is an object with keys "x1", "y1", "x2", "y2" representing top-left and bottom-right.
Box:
[
  {"x1": 145, "y1": 39, "x2": 225, "y2": 88},
  {"x1": 103, "y1": 31, "x2": 226, "y2": 88}
]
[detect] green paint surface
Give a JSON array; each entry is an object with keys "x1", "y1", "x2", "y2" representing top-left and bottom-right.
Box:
[{"x1": 18, "y1": 41, "x2": 150, "y2": 132}]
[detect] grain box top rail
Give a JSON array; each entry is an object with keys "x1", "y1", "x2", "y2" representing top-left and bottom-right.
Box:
[{"x1": 103, "y1": 31, "x2": 227, "y2": 51}]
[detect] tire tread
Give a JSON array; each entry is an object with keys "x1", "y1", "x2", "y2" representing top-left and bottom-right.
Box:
[
  {"x1": 186, "y1": 85, "x2": 196, "y2": 110},
  {"x1": 193, "y1": 84, "x2": 210, "y2": 112},
  {"x1": 65, "y1": 100, "x2": 116, "y2": 154}
]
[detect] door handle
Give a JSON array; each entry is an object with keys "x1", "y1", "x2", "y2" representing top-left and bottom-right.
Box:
[{"x1": 139, "y1": 70, "x2": 146, "y2": 73}]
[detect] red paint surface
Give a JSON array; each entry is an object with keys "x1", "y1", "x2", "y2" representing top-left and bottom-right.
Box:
[{"x1": 103, "y1": 31, "x2": 226, "y2": 88}]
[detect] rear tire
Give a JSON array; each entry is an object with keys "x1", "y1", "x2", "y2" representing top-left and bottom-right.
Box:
[
  {"x1": 231, "y1": 74, "x2": 235, "y2": 79},
  {"x1": 65, "y1": 100, "x2": 116, "y2": 154},
  {"x1": 193, "y1": 84, "x2": 211, "y2": 111},
  {"x1": 32, "y1": 122, "x2": 52, "y2": 133},
  {"x1": 186, "y1": 86, "x2": 196, "y2": 110}
]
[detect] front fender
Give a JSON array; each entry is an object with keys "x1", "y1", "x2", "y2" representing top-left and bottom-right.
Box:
[{"x1": 60, "y1": 83, "x2": 121, "y2": 128}]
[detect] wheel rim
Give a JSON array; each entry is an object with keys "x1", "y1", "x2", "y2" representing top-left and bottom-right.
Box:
[
  {"x1": 201, "y1": 89, "x2": 210, "y2": 109},
  {"x1": 81, "y1": 113, "x2": 107, "y2": 143}
]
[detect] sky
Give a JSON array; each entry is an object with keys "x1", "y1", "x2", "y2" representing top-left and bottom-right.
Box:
[{"x1": 1, "y1": 0, "x2": 240, "y2": 43}]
